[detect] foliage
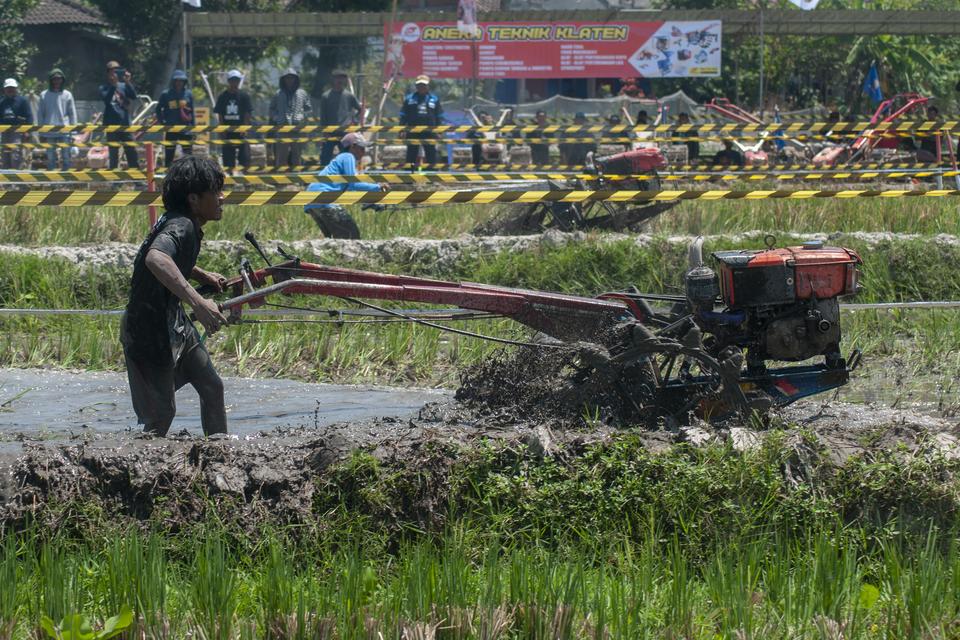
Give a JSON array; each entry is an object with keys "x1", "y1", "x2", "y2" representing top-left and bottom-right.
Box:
[
  {"x1": 0, "y1": 0, "x2": 38, "y2": 80},
  {"x1": 653, "y1": 0, "x2": 960, "y2": 112},
  {"x1": 38, "y1": 607, "x2": 132, "y2": 640}
]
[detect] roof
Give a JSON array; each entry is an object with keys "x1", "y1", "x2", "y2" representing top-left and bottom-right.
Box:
[{"x1": 19, "y1": 0, "x2": 107, "y2": 26}]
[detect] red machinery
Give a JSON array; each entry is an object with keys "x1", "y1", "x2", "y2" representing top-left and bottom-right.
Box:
[
  {"x1": 704, "y1": 98, "x2": 770, "y2": 165},
  {"x1": 212, "y1": 234, "x2": 863, "y2": 422},
  {"x1": 812, "y1": 93, "x2": 928, "y2": 167}
]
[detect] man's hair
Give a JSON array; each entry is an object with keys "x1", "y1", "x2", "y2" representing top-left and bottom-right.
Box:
[{"x1": 162, "y1": 156, "x2": 225, "y2": 212}]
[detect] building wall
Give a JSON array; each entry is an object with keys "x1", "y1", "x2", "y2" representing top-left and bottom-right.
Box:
[{"x1": 22, "y1": 25, "x2": 125, "y2": 101}]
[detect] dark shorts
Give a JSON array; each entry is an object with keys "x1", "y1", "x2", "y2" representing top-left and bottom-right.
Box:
[{"x1": 121, "y1": 316, "x2": 226, "y2": 436}]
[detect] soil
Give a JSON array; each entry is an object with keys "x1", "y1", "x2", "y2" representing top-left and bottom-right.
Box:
[
  {"x1": 2, "y1": 371, "x2": 959, "y2": 533},
  {"x1": 1, "y1": 230, "x2": 955, "y2": 272}
]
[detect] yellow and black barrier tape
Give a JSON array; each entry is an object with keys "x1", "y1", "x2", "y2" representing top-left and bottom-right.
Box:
[
  {"x1": 3, "y1": 188, "x2": 960, "y2": 208},
  {"x1": 2, "y1": 121, "x2": 960, "y2": 135},
  {"x1": 1, "y1": 132, "x2": 951, "y2": 149},
  {"x1": 1, "y1": 167, "x2": 956, "y2": 185}
]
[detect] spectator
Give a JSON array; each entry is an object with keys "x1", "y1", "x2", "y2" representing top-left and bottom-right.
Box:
[
  {"x1": 214, "y1": 69, "x2": 253, "y2": 174},
  {"x1": 559, "y1": 112, "x2": 595, "y2": 167},
  {"x1": 156, "y1": 70, "x2": 195, "y2": 167},
  {"x1": 711, "y1": 139, "x2": 743, "y2": 167},
  {"x1": 269, "y1": 68, "x2": 312, "y2": 169},
  {"x1": 528, "y1": 109, "x2": 550, "y2": 165},
  {"x1": 917, "y1": 104, "x2": 941, "y2": 161},
  {"x1": 0, "y1": 78, "x2": 33, "y2": 169},
  {"x1": 400, "y1": 75, "x2": 443, "y2": 168},
  {"x1": 99, "y1": 61, "x2": 138, "y2": 169},
  {"x1": 676, "y1": 112, "x2": 699, "y2": 162},
  {"x1": 37, "y1": 69, "x2": 77, "y2": 170},
  {"x1": 608, "y1": 114, "x2": 629, "y2": 151},
  {"x1": 319, "y1": 69, "x2": 361, "y2": 166},
  {"x1": 634, "y1": 109, "x2": 655, "y2": 147}
]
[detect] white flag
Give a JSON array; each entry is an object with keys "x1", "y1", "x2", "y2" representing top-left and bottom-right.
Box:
[
  {"x1": 457, "y1": 0, "x2": 479, "y2": 37},
  {"x1": 182, "y1": 0, "x2": 202, "y2": 7},
  {"x1": 788, "y1": 0, "x2": 820, "y2": 9}
]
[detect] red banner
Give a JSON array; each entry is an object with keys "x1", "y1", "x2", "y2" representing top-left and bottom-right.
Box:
[{"x1": 385, "y1": 21, "x2": 722, "y2": 80}]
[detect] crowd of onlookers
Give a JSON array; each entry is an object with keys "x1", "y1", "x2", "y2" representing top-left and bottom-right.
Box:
[{"x1": 0, "y1": 61, "x2": 951, "y2": 172}]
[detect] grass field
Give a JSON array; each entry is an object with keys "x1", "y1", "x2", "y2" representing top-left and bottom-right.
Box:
[
  {"x1": 2, "y1": 194, "x2": 960, "y2": 245},
  {"x1": 3, "y1": 196, "x2": 960, "y2": 640},
  {"x1": 4, "y1": 435, "x2": 960, "y2": 639}
]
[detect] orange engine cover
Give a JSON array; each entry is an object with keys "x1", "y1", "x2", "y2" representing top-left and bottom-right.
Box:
[{"x1": 713, "y1": 244, "x2": 862, "y2": 307}]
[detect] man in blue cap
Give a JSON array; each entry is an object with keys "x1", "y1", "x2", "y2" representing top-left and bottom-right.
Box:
[
  {"x1": 303, "y1": 132, "x2": 389, "y2": 238},
  {"x1": 400, "y1": 75, "x2": 443, "y2": 169},
  {"x1": 156, "y1": 70, "x2": 195, "y2": 166}
]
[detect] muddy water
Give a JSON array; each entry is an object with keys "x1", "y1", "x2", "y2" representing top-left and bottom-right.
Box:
[{"x1": 0, "y1": 368, "x2": 450, "y2": 445}]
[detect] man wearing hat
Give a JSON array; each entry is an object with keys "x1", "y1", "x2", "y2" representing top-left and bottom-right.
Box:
[
  {"x1": 38, "y1": 69, "x2": 77, "y2": 170},
  {"x1": 99, "y1": 61, "x2": 139, "y2": 169},
  {"x1": 214, "y1": 70, "x2": 253, "y2": 174},
  {"x1": 319, "y1": 69, "x2": 361, "y2": 166},
  {"x1": 156, "y1": 70, "x2": 195, "y2": 167},
  {"x1": 0, "y1": 78, "x2": 33, "y2": 169},
  {"x1": 303, "y1": 132, "x2": 389, "y2": 239},
  {"x1": 400, "y1": 75, "x2": 444, "y2": 168}
]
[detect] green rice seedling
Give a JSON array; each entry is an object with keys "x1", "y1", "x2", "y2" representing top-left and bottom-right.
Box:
[
  {"x1": 0, "y1": 534, "x2": 17, "y2": 640},
  {"x1": 702, "y1": 538, "x2": 765, "y2": 639},
  {"x1": 256, "y1": 536, "x2": 298, "y2": 639},
  {"x1": 190, "y1": 535, "x2": 238, "y2": 640},
  {"x1": 663, "y1": 536, "x2": 697, "y2": 638},
  {"x1": 37, "y1": 541, "x2": 74, "y2": 628},
  {"x1": 103, "y1": 531, "x2": 167, "y2": 639}
]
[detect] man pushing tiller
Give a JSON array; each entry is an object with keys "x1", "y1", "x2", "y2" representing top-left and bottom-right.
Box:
[{"x1": 121, "y1": 156, "x2": 229, "y2": 436}]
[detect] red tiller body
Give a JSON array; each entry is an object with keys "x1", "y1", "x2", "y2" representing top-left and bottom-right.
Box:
[{"x1": 713, "y1": 245, "x2": 862, "y2": 308}]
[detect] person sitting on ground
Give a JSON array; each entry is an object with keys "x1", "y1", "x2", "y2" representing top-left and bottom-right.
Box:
[
  {"x1": 711, "y1": 139, "x2": 743, "y2": 167},
  {"x1": 38, "y1": 69, "x2": 77, "y2": 170},
  {"x1": 0, "y1": 78, "x2": 33, "y2": 170},
  {"x1": 303, "y1": 133, "x2": 389, "y2": 239},
  {"x1": 156, "y1": 70, "x2": 195, "y2": 167},
  {"x1": 121, "y1": 155, "x2": 229, "y2": 437}
]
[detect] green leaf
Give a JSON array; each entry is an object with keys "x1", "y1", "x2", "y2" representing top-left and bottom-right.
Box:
[
  {"x1": 95, "y1": 606, "x2": 134, "y2": 640},
  {"x1": 858, "y1": 583, "x2": 880, "y2": 611},
  {"x1": 59, "y1": 613, "x2": 94, "y2": 640},
  {"x1": 39, "y1": 616, "x2": 58, "y2": 639}
]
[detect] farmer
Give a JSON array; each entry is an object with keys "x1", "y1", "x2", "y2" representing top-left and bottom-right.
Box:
[
  {"x1": 400, "y1": 75, "x2": 443, "y2": 168},
  {"x1": 121, "y1": 155, "x2": 229, "y2": 437},
  {"x1": 303, "y1": 132, "x2": 389, "y2": 239},
  {"x1": 156, "y1": 69, "x2": 195, "y2": 167}
]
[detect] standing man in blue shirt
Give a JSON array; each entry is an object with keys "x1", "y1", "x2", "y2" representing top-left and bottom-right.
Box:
[
  {"x1": 156, "y1": 70, "x2": 195, "y2": 167},
  {"x1": 99, "y1": 60, "x2": 139, "y2": 169},
  {"x1": 400, "y1": 75, "x2": 443, "y2": 169},
  {"x1": 304, "y1": 132, "x2": 389, "y2": 239}
]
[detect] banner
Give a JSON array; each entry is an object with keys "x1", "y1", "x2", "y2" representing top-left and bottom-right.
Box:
[{"x1": 384, "y1": 21, "x2": 722, "y2": 80}]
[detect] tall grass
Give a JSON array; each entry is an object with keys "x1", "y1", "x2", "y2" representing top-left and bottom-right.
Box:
[
  {"x1": 5, "y1": 521, "x2": 960, "y2": 639},
  {"x1": 1, "y1": 193, "x2": 959, "y2": 245}
]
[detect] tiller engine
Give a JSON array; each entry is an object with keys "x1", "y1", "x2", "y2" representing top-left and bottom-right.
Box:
[{"x1": 215, "y1": 234, "x2": 862, "y2": 422}]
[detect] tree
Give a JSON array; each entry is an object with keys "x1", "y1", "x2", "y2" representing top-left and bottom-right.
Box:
[{"x1": 0, "y1": 0, "x2": 38, "y2": 80}]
